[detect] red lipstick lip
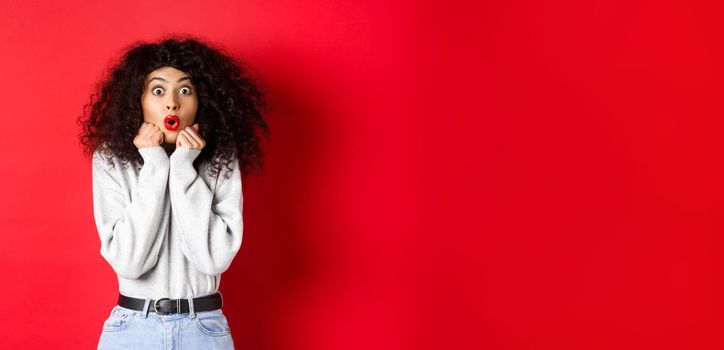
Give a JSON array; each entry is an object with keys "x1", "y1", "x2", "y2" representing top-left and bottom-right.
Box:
[{"x1": 164, "y1": 115, "x2": 181, "y2": 131}]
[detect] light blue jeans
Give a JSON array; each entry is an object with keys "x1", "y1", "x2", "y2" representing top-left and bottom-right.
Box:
[{"x1": 97, "y1": 296, "x2": 235, "y2": 349}]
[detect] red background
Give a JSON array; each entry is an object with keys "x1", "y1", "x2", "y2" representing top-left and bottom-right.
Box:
[{"x1": 1, "y1": 0, "x2": 723, "y2": 349}]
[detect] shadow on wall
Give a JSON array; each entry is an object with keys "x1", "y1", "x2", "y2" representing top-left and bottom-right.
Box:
[{"x1": 219, "y1": 47, "x2": 336, "y2": 350}]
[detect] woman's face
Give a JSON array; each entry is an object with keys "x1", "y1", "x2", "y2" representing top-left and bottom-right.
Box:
[{"x1": 141, "y1": 66, "x2": 198, "y2": 144}]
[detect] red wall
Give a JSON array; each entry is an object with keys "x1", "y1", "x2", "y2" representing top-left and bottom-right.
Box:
[{"x1": 1, "y1": 0, "x2": 723, "y2": 349}]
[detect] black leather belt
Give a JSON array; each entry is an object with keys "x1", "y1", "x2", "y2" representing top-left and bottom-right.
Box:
[{"x1": 118, "y1": 292, "x2": 223, "y2": 315}]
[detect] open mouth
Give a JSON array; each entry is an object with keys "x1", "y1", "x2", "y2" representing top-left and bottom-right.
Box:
[{"x1": 164, "y1": 115, "x2": 181, "y2": 131}]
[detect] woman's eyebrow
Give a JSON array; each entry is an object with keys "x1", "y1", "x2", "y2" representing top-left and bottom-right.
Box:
[{"x1": 147, "y1": 76, "x2": 192, "y2": 84}]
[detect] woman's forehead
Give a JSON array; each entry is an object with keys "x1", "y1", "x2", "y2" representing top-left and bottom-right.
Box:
[{"x1": 145, "y1": 67, "x2": 191, "y2": 83}]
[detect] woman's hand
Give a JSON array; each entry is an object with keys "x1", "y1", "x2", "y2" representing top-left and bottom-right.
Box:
[
  {"x1": 134, "y1": 122, "x2": 164, "y2": 149},
  {"x1": 176, "y1": 123, "x2": 206, "y2": 151}
]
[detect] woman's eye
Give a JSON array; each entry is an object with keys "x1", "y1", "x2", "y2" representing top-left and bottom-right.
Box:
[
  {"x1": 152, "y1": 87, "x2": 164, "y2": 95},
  {"x1": 180, "y1": 87, "x2": 192, "y2": 95}
]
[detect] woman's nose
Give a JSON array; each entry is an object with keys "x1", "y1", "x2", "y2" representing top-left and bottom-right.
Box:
[{"x1": 166, "y1": 93, "x2": 180, "y2": 110}]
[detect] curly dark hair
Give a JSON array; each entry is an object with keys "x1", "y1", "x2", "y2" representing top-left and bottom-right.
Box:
[{"x1": 77, "y1": 34, "x2": 271, "y2": 180}]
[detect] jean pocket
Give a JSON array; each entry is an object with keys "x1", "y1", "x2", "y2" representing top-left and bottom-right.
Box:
[
  {"x1": 102, "y1": 306, "x2": 135, "y2": 332},
  {"x1": 194, "y1": 309, "x2": 231, "y2": 336}
]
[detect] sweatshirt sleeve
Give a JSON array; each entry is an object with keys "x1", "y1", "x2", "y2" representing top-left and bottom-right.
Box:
[
  {"x1": 168, "y1": 147, "x2": 243, "y2": 276},
  {"x1": 92, "y1": 146, "x2": 171, "y2": 279}
]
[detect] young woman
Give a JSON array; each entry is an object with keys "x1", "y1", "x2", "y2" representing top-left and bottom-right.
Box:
[{"x1": 78, "y1": 35, "x2": 270, "y2": 349}]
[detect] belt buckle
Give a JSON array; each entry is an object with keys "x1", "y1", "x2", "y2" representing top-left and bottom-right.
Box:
[{"x1": 153, "y1": 298, "x2": 180, "y2": 315}]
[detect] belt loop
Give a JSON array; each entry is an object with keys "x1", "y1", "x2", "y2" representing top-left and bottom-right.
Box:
[
  {"x1": 187, "y1": 296, "x2": 196, "y2": 319},
  {"x1": 141, "y1": 298, "x2": 151, "y2": 319}
]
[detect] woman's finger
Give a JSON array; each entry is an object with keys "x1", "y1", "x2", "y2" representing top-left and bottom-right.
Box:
[
  {"x1": 187, "y1": 129, "x2": 202, "y2": 149},
  {"x1": 176, "y1": 132, "x2": 184, "y2": 146},
  {"x1": 154, "y1": 130, "x2": 164, "y2": 144},
  {"x1": 141, "y1": 122, "x2": 158, "y2": 137},
  {"x1": 179, "y1": 130, "x2": 196, "y2": 148},
  {"x1": 180, "y1": 131, "x2": 198, "y2": 149},
  {"x1": 184, "y1": 127, "x2": 204, "y2": 147}
]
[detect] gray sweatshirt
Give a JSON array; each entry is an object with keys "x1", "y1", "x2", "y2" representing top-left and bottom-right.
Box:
[{"x1": 92, "y1": 145, "x2": 243, "y2": 299}]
